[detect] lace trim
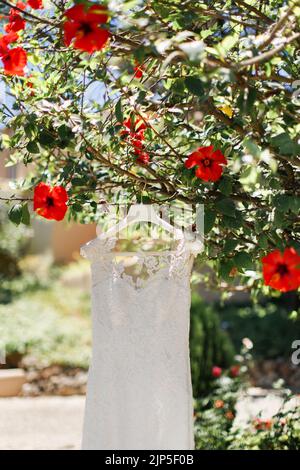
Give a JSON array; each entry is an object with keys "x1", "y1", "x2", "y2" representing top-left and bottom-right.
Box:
[{"x1": 81, "y1": 236, "x2": 202, "y2": 291}]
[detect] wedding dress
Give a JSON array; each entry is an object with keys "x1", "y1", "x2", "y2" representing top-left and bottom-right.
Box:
[{"x1": 80, "y1": 235, "x2": 201, "y2": 450}]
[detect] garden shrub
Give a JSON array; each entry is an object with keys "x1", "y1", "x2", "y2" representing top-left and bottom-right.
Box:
[
  {"x1": 194, "y1": 350, "x2": 246, "y2": 450},
  {"x1": 190, "y1": 293, "x2": 235, "y2": 396},
  {"x1": 0, "y1": 207, "x2": 35, "y2": 303},
  {"x1": 219, "y1": 300, "x2": 300, "y2": 359},
  {"x1": 0, "y1": 290, "x2": 91, "y2": 368},
  {"x1": 228, "y1": 394, "x2": 300, "y2": 450}
]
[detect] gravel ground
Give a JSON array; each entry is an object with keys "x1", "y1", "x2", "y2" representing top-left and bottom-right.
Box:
[{"x1": 0, "y1": 396, "x2": 85, "y2": 450}]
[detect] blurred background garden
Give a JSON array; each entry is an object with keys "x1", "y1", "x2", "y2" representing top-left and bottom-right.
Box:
[{"x1": 0, "y1": 192, "x2": 299, "y2": 450}]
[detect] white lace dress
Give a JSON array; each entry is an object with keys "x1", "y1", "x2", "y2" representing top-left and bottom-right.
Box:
[{"x1": 80, "y1": 237, "x2": 201, "y2": 450}]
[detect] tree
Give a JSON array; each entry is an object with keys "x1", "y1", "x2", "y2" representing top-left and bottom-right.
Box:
[{"x1": 0, "y1": 0, "x2": 300, "y2": 293}]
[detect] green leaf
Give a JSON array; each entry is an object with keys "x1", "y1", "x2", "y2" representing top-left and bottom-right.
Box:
[
  {"x1": 172, "y1": 78, "x2": 185, "y2": 96},
  {"x1": 258, "y1": 234, "x2": 268, "y2": 249},
  {"x1": 290, "y1": 196, "x2": 300, "y2": 214},
  {"x1": 233, "y1": 252, "x2": 253, "y2": 270},
  {"x1": 185, "y1": 77, "x2": 204, "y2": 97},
  {"x1": 26, "y1": 141, "x2": 40, "y2": 154},
  {"x1": 222, "y1": 215, "x2": 242, "y2": 229},
  {"x1": 218, "y1": 176, "x2": 232, "y2": 196},
  {"x1": 38, "y1": 130, "x2": 54, "y2": 147},
  {"x1": 72, "y1": 203, "x2": 83, "y2": 212},
  {"x1": 115, "y1": 99, "x2": 123, "y2": 123},
  {"x1": 246, "y1": 87, "x2": 257, "y2": 114},
  {"x1": 274, "y1": 194, "x2": 292, "y2": 212},
  {"x1": 219, "y1": 259, "x2": 235, "y2": 281},
  {"x1": 72, "y1": 177, "x2": 88, "y2": 186},
  {"x1": 21, "y1": 203, "x2": 30, "y2": 226},
  {"x1": 204, "y1": 209, "x2": 216, "y2": 234},
  {"x1": 271, "y1": 133, "x2": 300, "y2": 156},
  {"x1": 1, "y1": 134, "x2": 11, "y2": 148},
  {"x1": 215, "y1": 198, "x2": 235, "y2": 217},
  {"x1": 273, "y1": 208, "x2": 286, "y2": 228},
  {"x1": 219, "y1": 33, "x2": 239, "y2": 54},
  {"x1": 58, "y1": 125, "x2": 74, "y2": 141},
  {"x1": 243, "y1": 139, "x2": 261, "y2": 158},
  {"x1": 8, "y1": 204, "x2": 23, "y2": 225},
  {"x1": 223, "y1": 239, "x2": 238, "y2": 254}
]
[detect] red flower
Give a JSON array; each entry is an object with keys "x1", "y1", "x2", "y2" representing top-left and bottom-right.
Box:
[
  {"x1": 253, "y1": 418, "x2": 272, "y2": 430},
  {"x1": 121, "y1": 116, "x2": 150, "y2": 164},
  {"x1": 214, "y1": 399, "x2": 224, "y2": 409},
  {"x1": 16, "y1": 1, "x2": 27, "y2": 9},
  {"x1": 5, "y1": 17, "x2": 26, "y2": 33},
  {"x1": 1, "y1": 47, "x2": 27, "y2": 76},
  {"x1": 27, "y1": 0, "x2": 43, "y2": 9},
  {"x1": 134, "y1": 60, "x2": 144, "y2": 79},
  {"x1": 63, "y1": 3, "x2": 110, "y2": 54},
  {"x1": 212, "y1": 366, "x2": 222, "y2": 378},
  {"x1": 185, "y1": 145, "x2": 227, "y2": 182},
  {"x1": 230, "y1": 365, "x2": 240, "y2": 378},
  {"x1": 262, "y1": 247, "x2": 300, "y2": 292},
  {"x1": 0, "y1": 32, "x2": 19, "y2": 54},
  {"x1": 5, "y1": 2, "x2": 26, "y2": 33},
  {"x1": 24, "y1": 75, "x2": 35, "y2": 95},
  {"x1": 122, "y1": 116, "x2": 147, "y2": 135},
  {"x1": 135, "y1": 150, "x2": 150, "y2": 165},
  {"x1": 225, "y1": 411, "x2": 235, "y2": 420},
  {"x1": 33, "y1": 182, "x2": 68, "y2": 221}
]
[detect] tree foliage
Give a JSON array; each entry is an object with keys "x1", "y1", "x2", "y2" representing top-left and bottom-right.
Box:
[{"x1": 0, "y1": 0, "x2": 300, "y2": 292}]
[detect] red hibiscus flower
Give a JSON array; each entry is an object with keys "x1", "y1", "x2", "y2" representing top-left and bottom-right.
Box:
[
  {"x1": 16, "y1": 1, "x2": 27, "y2": 9},
  {"x1": 262, "y1": 247, "x2": 300, "y2": 292},
  {"x1": 5, "y1": 2, "x2": 26, "y2": 33},
  {"x1": 63, "y1": 3, "x2": 110, "y2": 54},
  {"x1": 5, "y1": 17, "x2": 26, "y2": 33},
  {"x1": 134, "y1": 60, "x2": 144, "y2": 79},
  {"x1": 185, "y1": 145, "x2": 227, "y2": 182},
  {"x1": 135, "y1": 150, "x2": 150, "y2": 165},
  {"x1": 27, "y1": 0, "x2": 43, "y2": 9},
  {"x1": 230, "y1": 365, "x2": 240, "y2": 378},
  {"x1": 212, "y1": 366, "x2": 222, "y2": 378},
  {"x1": 121, "y1": 116, "x2": 150, "y2": 163},
  {"x1": 122, "y1": 116, "x2": 147, "y2": 135},
  {"x1": 34, "y1": 182, "x2": 68, "y2": 221},
  {"x1": 1, "y1": 47, "x2": 27, "y2": 76},
  {"x1": 0, "y1": 32, "x2": 19, "y2": 54}
]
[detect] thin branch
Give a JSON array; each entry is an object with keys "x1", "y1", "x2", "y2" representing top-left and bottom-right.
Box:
[
  {"x1": 234, "y1": 0, "x2": 273, "y2": 24},
  {"x1": 258, "y1": 3, "x2": 298, "y2": 50},
  {"x1": 0, "y1": 196, "x2": 32, "y2": 202},
  {"x1": 0, "y1": 0, "x2": 57, "y2": 25},
  {"x1": 236, "y1": 33, "x2": 300, "y2": 69}
]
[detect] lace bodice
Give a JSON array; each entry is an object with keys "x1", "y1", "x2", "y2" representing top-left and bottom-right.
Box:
[
  {"x1": 81, "y1": 236, "x2": 202, "y2": 291},
  {"x1": 80, "y1": 235, "x2": 202, "y2": 450}
]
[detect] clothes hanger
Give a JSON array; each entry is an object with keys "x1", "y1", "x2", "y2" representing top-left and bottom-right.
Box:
[{"x1": 98, "y1": 203, "x2": 184, "y2": 241}]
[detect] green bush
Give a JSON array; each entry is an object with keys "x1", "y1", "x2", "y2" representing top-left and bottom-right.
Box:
[
  {"x1": 194, "y1": 352, "x2": 247, "y2": 450},
  {"x1": 0, "y1": 289, "x2": 91, "y2": 369},
  {"x1": 190, "y1": 293, "x2": 235, "y2": 396},
  {"x1": 228, "y1": 394, "x2": 300, "y2": 450},
  {"x1": 0, "y1": 207, "x2": 34, "y2": 303},
  {"x1": 219, "y1": 301, "x2": 300, "y2": 359}
]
